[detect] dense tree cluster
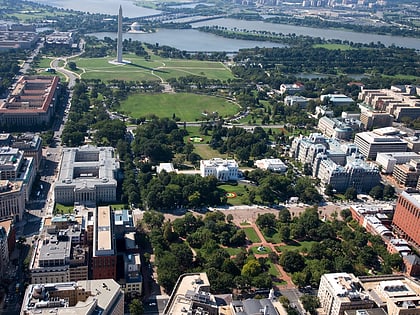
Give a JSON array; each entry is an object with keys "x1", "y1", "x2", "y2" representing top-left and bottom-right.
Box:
[
  {"x1": 0, "y1": 50, "x2": 22, "y2": 95},
  {"x1": 246, "y1": 169, "x2": 322, "y2": 205},
  {"x1": 138, "y1": 171, "x2": 227, "y2": 211},
  {"x1": 234, "y1": 46, "x2": 419, "y2": 77},
  {"x1": 61, "y1": 81, "x2": 127, "y2": 147},
  {"x1": 140, "y1": 211, "x2": 272, "y2": 294},
  {"x1": 254, "y1": 208, "x2": 403, "y2": 287},
  {"x1": 209, "y1": 125, "x2": 274, "y2": 161},
  {"x1": 131, "y1": 117, "x2": 185, "y2": 163}
]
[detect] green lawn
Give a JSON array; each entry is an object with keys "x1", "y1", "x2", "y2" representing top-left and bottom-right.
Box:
[
  {"x1": 218, "y1": 184, "x2": 250, "y2": 206},
  {"x1": 70, "y1": 53, "x2": 234, "y2": 82},
  {"x1": 119, "y1": 92, "x2": 239, "y2": 121},
  {"x1": 225, "y1": 247, "x2": 244, "y2": 256},
  {"x1": 250, "y1": 245, "x2": 272, "y2": 255},
  {"x1": 277, "y1": 240, "x2": 318, "y2": 253},
  {"x1": 193, "y1": 144, "x2": 228, "y2": 160},
  {"x1": 184, "y1": 126, "x2": 213, "y2": 144},
  {"x1": 54, "y1": 203, "x2": 74, "y2": 215},
  {"x1": 264, "y1": 232, "x2": 284, "y2": 244},
  {"x1": 242, "y1": 227, "x2": 262, "y2": 243},
  {"x1": 268, "y1": 261, "x2": 280, "y2": 277}
]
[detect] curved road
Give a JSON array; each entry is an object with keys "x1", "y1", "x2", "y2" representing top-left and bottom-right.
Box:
[{"x1": 50, "y1": 39, "x2": 85, "y2": 88}]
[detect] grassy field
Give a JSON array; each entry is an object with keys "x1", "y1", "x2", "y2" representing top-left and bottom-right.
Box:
[
  {"x1": 184, "y1": 126, "x2": 213, "y2": 144},
  {"x1": 193, "y1": 144, "x2": 227, "y2": 160},
  {"x1": 119, "y1": 93, "x2": 239, "y2": 121},
  {"x1": 70, "y1": 53, "x2": 234, "y2": 82},
  {"x1": 277, "y1": 240, "x2": 318, "y2": 253},
  {"x1": 54, "y1": 203, "x2": 74, "y2": 214},
  {"x1": 218, "y1": 184, "x2": 250, "y2": 206},
  {"x1": 313, "y1": 43, "x2": 354, "y2": 50},
  {"x1": 242, "y1": 227, "x2": 262, "y2": 243},
  {"x1": 225, "y1": 247, "x2": 244, "y2": 256}
]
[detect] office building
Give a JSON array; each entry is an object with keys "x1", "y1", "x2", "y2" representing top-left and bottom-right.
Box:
[
  {"x1": 0, "y1": 76, "x2": 60, "y2": 131},
  {"x1": 392, "y1": 159, "x2": 420, "y2": 188},
  {"x1": 54, "y1": 146, "x2": 120, "y2": 205},
  {"x1": 200, "y1": 158, "x2": 238, "y2": 181},
  {"x1": 120, "y1": 253, "x2": 142, "y2": 295},
  {"x1": 318, "y1": 273, "x2": 374, "y2": 315},
  {"x1": 376, "y1": 152, "x2": 420, "y2": 174},
  {"x1": 314, "y1": 154, "x2": 380, "y2": 193},
  {"x1": 358, "y1": 275, "x2": 420, "y2": 315},
  {"x1": 0, "y1": 180, "x2": 25, "y2": 221},
  {"x1": 354, "y1": 130, "x2": 407, "y2": 160},
  {"x1": 359, "y1": 110, "x2": 393, "y2": 130},
  {"x1": 392, "y1": 191, "x2": 420, "y2": 251},
  {"x1": 92, "y1": 206, "x2": 117, "y2": 280},
  {"x1": 358, "y1": 86, "x2": 420, "y2": 121},
  {"x1": 318, "y1": 116, "x2": 354, "y2": 140},
  {"x1": 45, "y1": 32, "x2": 73, "y2": 46},
  {"x1": 0, "y1": 24, "x2": 38, "y2": 51},
  {"x1": 163, "y1": 273, "x2": 218, "y2": 315},
  {"x1": 21, "y1": 279, "x2": 124, "y2": 315}
]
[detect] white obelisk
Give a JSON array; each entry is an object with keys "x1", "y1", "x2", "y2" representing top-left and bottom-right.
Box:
[{"x1": 117, "y1": 5, "x2": 123, "y2": 63}]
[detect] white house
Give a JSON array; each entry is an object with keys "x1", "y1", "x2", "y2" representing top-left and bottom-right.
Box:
[{"x1": 200, "y1": 158, "x2": 238, "y2": 181}]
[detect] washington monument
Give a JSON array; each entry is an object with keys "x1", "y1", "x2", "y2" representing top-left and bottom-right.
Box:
[{"x1": 116, "y1": 5, "x2": 123, "y2": 63}]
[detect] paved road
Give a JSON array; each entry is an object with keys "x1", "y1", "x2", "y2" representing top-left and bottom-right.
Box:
[{"x1": 50, "y1": 39, "x2": 85, "y2": 88}]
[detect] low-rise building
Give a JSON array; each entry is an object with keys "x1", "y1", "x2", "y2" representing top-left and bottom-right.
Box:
[
  {"x1": 279, "y1": 82, "x2": 304, "y2": 95},
  {"x1": 321, "y1": 94, "x2": 354, "y2": 106},
  {"x1": 359, "y1": 109, "x2": 394, "y2": 130},
  {"x1": 200, "y1": 158, "x2": 238, "y2": 181},
  {"x1": 254, "y1": 158, "x2": 287, "y2": 172},
  {"x1": 21, "y1": 279, "x2": 124, "y2": 315},
  {"x1": 284, "y1": 95, "x2": 309, "y2": 107},
  {"x1": 156, "y1": 163, "x2": 176, "y2": 174},
  {"x1": 358, "y1": 86, "x2": 420, "y2": 121},
  {"x1": 45, "y1": 31, "x2": 74, "y2": 46}
]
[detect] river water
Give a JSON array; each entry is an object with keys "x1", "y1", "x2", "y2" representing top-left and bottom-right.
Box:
[{"x1": 35, "y1": 0, "x2": 420, "y2": 51}]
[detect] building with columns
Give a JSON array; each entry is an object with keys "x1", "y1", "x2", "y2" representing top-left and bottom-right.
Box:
[{"x1": 54, "y1": 146, "x2": 120, "y2": 205}]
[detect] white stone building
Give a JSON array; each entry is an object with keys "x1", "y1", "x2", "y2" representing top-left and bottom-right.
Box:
[{"x1": 200, "y1": 158, "x2": 238, "y2": 181}]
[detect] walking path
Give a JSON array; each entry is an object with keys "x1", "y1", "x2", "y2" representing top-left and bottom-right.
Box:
[{"x1": 241, "y1": 223, "x2": 295, "y2": 289}]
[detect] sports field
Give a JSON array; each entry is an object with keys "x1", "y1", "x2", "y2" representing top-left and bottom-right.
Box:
[
  {"x1": 119, "y1": 92, "x2": 239, "y2": 121},
  {"x1": 70, "y1": 53, "x2": 234, "y2": 82}
]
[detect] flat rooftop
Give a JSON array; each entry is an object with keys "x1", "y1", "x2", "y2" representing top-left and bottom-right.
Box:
[{"x1": 95, "y1": 206, "x2": 113, "y2": 256}]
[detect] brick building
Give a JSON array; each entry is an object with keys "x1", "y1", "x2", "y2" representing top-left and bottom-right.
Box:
[{"x1": 392, "y1": 191, "x2": 420, "y2": 251}]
